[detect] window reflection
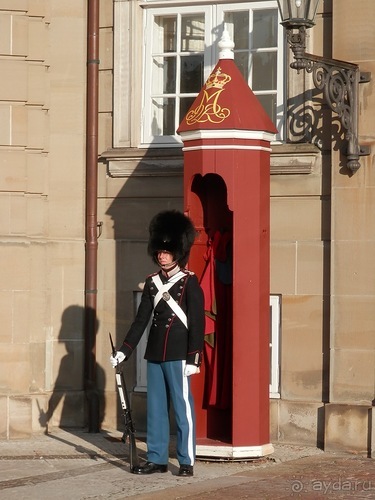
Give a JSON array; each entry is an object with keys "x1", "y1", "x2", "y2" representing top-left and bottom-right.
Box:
[
  {"x1": 155, "y1": 16, "x2": 176, "y2": 53},
  {"x1": 253, "y1": 10, "x2": 277, "y2": 49},
  {"x1": 181, "y1": 15, "x2": 205, "y2": 52},
  {"x1": 224, "y1": 11, "x2": 249, "y2": 50},
  {"x1": 180, "y1": 55, "x2": 204, "y2": 93},
  {"x1": 253, "y1": 52, "x2": 277, "y2": 91}
]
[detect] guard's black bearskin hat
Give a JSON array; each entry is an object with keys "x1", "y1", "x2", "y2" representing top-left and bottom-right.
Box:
[{"x1": 148, "y1": 210, "x2": 196, "y2": 267}]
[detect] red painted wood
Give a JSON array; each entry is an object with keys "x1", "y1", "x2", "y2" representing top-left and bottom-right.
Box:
[{"x1": 180, "y1": 54, "x2": 276, "y2": 452}]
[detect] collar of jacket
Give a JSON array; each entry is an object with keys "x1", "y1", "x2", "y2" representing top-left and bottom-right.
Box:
[{"x1": 161, "y1": 264, "x2": 181, "y2": 279}]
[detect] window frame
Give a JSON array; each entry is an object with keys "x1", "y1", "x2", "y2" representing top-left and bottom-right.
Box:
[
  {"x1": 270, "y1": 294, "x2": 281, "y2": 398},
  {"x1": 139, "y1": 1, "x2": 284, "y2": 148},
  {"x1": 142, "y1": 4, "x2": 213, "y2": 147},
  {"x1": 217, "y1": 2, "x2": 284, "y2": 139}
]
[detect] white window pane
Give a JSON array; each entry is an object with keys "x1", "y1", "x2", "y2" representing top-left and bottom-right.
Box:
[
  {"x1": 180, "y1": 96, "x2": 196, "y2": 123},
  {"x1": 234, "y1": 52, "x2": 250, "y2": 81},
  {"x1": 145, "y1": 9, "x2": 207, "y2": 143},
  {"x1": 252, "y1": 51, "x2": 277, "y2": 90},
  {"x1": 181, "y1": 15, "x2": 205, "y2": 52},
  {"x1": 152, "y1": 56, "x2": 176, "y2": 94},
  {"x1": 224, "y1": 11, "x2": 249, "y2": 50},
  {"x1": 154, "y1": 16, "x2": 177, "y2": 53},
  {"x1": 256, "y1": 93, "x2": 277, "y2": 123},
  {"x1": 253, "y1": 9, "x2": 278, "y2": 49},
  {"x1": 151, "y1": 97, "x2": 175, "y2": 136},
  {"x1": 180, "y1": 54, "x2": 204, "y2": 93},
  {"x1": 269, "y1": 294, "x2": 281, "y2": 398}
]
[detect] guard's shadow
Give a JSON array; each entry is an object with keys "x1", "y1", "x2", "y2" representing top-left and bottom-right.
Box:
[{"x1": 37, "y1": 305, "x2": 145, "y2": 471}]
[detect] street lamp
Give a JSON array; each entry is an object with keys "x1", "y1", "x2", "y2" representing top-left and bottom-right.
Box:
[{"x1": 277, "y1": 0, "x2": 371, "y2": 172}]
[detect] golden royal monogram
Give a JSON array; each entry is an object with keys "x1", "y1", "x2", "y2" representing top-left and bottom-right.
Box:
[{"x1": 186, "y1": 67, "x2": 232, "y2": 125}]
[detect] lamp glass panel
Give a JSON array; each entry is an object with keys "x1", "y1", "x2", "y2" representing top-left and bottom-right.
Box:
[
  {"x1": 277, "y1": 0, "x2": 320, "y2": 22},
  {"x1": 277, "y1": 0, "x2": 292, "y2": 21},
  {"x1": 306, "y1": 0, "x2": 320, "y2": 23}
]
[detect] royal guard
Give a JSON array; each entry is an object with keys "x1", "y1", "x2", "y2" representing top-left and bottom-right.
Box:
[{"x1": 110, "y1": 210, "x2": 205, "y2": 476}]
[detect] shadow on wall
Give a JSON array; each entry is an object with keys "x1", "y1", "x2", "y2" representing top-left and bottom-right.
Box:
[
  {"x1": 103, "y1": 136, "x2": 185, "y2": 434},
  {"x1": 36, "y1": 306, "x2": 145, "y2": 467},
  {"x1": 38, "y1": 305, "x2": 105, "y2": 431},
  {"x1": 287, "y1": 88, "x2": 351, "y2": 175}
]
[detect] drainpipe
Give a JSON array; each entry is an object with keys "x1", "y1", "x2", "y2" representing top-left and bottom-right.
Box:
[{"x1": 85, "y1": 0, "x2": 100, "y2": 433}]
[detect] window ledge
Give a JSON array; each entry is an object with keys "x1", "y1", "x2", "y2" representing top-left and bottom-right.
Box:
[
  {"x1": 270, "y1": 143, "x2": 321, "y2": 175},
  {"x1": 101, "y1": 147, "x2": 183, "y2": 178},
  {"x1": 101, "y1": 143, "x2": 321, "y2": 178}
]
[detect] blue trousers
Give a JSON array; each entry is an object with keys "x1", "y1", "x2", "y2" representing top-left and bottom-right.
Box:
[{"x1": 146, "y1": 360, "x2": 196, "y2": 466}]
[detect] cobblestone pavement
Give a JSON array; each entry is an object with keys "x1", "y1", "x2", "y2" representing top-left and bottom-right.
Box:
[{"x1": 0, "y1": 429, "x2": 374, "y2": 499}]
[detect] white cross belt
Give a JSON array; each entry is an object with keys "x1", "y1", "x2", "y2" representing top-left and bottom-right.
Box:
[{"x1": 152, "y1": 273, "x2": 188, "y2": 328}]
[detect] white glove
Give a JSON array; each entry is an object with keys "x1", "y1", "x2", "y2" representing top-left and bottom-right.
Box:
[
  {"x1": 110, "y1": 351, "x2": 126, "y2": 367},
  {"x1": 184, "y1": 364, "x2": 200, "y2": 377}
]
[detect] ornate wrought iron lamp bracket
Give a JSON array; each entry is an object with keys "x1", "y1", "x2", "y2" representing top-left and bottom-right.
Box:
[{"x1": 287, "y1": 26, "x2": 371, "y2": 172}]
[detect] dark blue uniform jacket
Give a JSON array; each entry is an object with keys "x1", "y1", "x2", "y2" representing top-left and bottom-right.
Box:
[{"x1": 120, "y1": 269, "x2": 205, "y2": 366}]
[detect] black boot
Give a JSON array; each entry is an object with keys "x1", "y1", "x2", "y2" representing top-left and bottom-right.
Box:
[
  {"x1": 132, "y1": 461, "x2": 168, "y2": 475},
  {"x1": 178, "y1": 464, "x2": 193, "y2": 476}
]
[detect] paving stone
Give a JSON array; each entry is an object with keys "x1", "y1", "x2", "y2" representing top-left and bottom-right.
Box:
[{"x1": 0, "y1": 429, "x2": 373, "y2": 499}]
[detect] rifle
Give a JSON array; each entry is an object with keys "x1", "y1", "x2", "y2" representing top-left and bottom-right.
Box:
[{"x1": 109, "y1": 333, "x2": 139, "y2": 472}]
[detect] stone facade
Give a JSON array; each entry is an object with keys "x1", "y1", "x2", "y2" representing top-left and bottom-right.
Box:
[
  {"x1": 0, "y1": 0, "x2": 87, "y2": 439},
  {"x1": 0, "y1": 0, "x2": 374, "y2": 456}
]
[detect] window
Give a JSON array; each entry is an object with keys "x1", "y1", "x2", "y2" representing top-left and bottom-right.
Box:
[
  {"x1": 142, "y1": 5, "x2": 211, "y2": 146},
  {"x1": 142, "y1": 1, "x2": 284, "y2": 146},
  {"x1": 221, "y1": 4, "x2": 280, "y2": 126},
  {"x1": 270, "y1": 294, "x2": 281, "y2": 398}
]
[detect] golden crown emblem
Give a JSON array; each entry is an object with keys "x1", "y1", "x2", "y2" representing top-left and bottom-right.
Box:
[{"x1": 205, "y1": 67, "x2": 232, "y2": 90}]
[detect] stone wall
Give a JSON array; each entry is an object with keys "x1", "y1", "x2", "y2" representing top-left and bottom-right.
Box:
[{"x1": 0, "y1": 1, "x2": 87, "y2": 438}]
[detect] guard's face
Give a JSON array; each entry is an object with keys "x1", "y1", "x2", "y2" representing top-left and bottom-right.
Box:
[{"x1": 157, "y1": 250, "x2": 174, "y2": 266}]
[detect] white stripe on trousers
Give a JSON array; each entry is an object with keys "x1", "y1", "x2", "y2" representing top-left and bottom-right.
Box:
[{"x1": 182, "y1": 360, "x2": 195, "y2": 465}]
